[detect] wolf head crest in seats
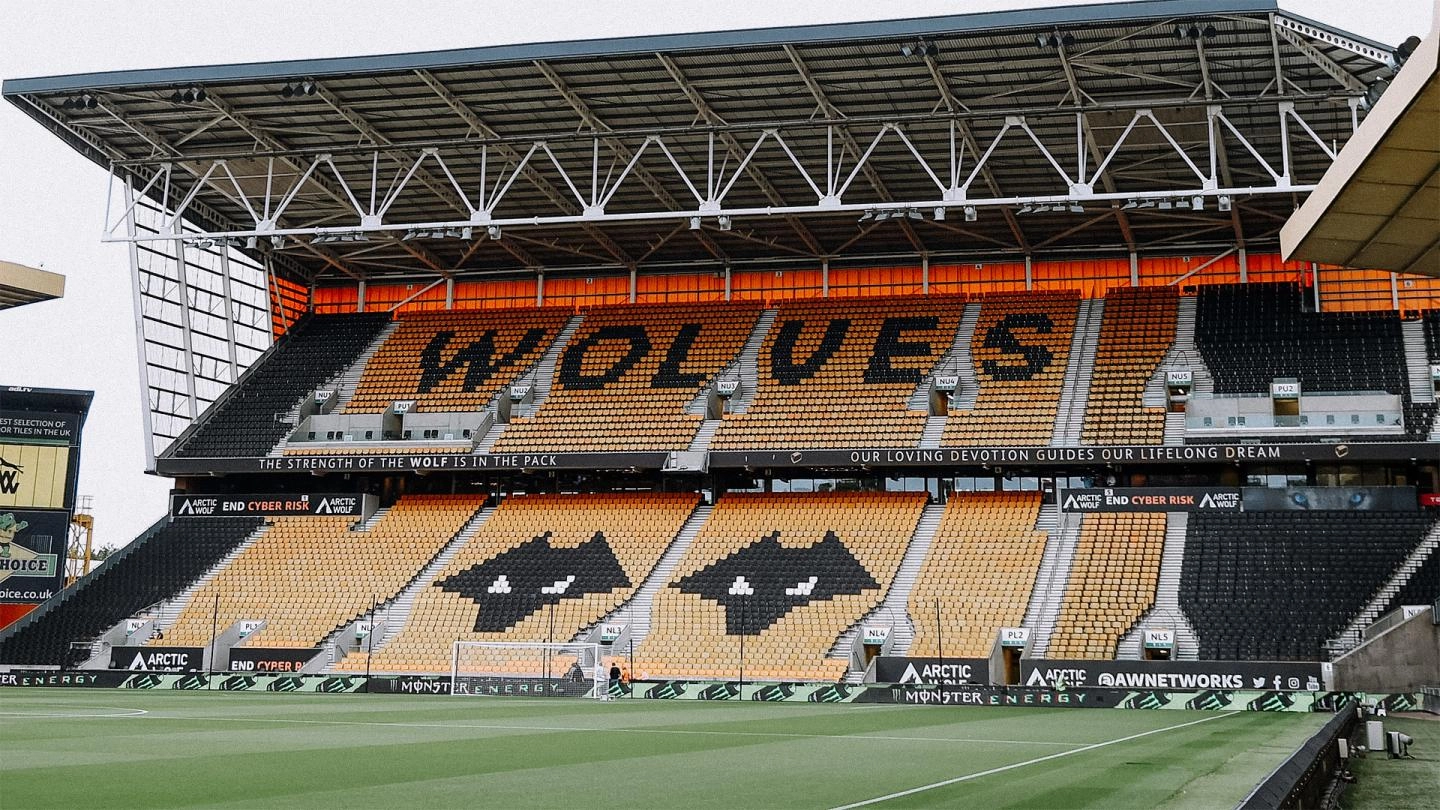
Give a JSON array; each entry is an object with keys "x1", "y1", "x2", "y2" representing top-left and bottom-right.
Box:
[
  {"x1": 436, "y1": 531, "x2": 630, "y2": 631},
  {"x1": 673, "y1": 531, "x2": 879, "y2": 635}
]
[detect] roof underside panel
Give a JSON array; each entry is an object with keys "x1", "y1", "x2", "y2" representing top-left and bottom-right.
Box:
[{"x1": 5, "y1": 0, "x2": 1403, "y2": 285}]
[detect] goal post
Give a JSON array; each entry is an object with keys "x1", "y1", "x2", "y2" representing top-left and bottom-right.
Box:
[{"x1": 450, "y1": 640, "x2": 607, "y2": 698}]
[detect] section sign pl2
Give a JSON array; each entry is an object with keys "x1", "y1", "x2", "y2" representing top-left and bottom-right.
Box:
[{"x1": 171, "y1": 493, "x2": 366, "y2": 518}]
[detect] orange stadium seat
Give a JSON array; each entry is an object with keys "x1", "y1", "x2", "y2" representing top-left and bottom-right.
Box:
[
  {"x1": 1081, "y1": 288, "x2": 1177, "y2": 445},
  {"x1": 943, "y1": 292, "x2": 1078, "y2": 447},
  {"x1": 161, "y1": 495, "x2": 485, "y2": 649},
  {"x1": 711, "y1": 296, "x2": 964, "y2": 450},
  {"x1": 345, "y1": 308, "x2": 572, "y2": 414},
  {"x1": 1047, "y1": 513, "x2": 1165, "y2": 659},
  {"x1": 907, "y1": 491, "x2": 1047, "y2": 658},
  {"x1": 343, "y1": 492, "x2": 699, "y2": 674},
  {"x1": 491, "y1": 303, "x2": 760, "y2": 453},
  {"x1": 634, "y1": 491, "x2": 926, "y2": 682}
]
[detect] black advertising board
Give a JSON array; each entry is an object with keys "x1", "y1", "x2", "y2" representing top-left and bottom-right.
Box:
[
  {"x1": 859, "y1": 684, "x2": 1120, "y2": 708},
  {"x1": 157, "y1": 451, "x2": 672, "y2": 476},
  {"x1": 0, "y1": 410, "x2": 80, "y2": 444},
  {"x1": 1020, "y1": 660, "x2": 1326, "y2": 692},
  {"x1": 156, "y1": 441, "x2": 1436, "y2": 476},
  {"x1": 0, "y1": 510, "x2": 68, "y2": 604},
  {"x1": 171, "y1": 493, "x2": 366, "y2": 518},
  {"x1": 1242, "y1": 486, "x2": 1418, "y2": 512},
  {"x1": 109, "y1": 646, "x2": 205, "y2": 672},
  {"x1": 872, "y1": 657, "x2": 990, "y2": 685},
  {"x1": 227, "y1": 647, "x2": 320, "y2": 673},
  {"x1": 1059, "y1": 488, "x2": 1242, "y2": 512},
  {"x1": 370, "y1": 675, "x2": 453, "y2": 695}
]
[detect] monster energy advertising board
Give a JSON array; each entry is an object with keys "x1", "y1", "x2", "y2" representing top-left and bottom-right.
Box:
[{"x1": 0, "y1": 388, "x2": 90, "y2": 617}]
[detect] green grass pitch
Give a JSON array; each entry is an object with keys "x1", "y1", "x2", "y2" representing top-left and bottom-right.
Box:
[{"x1": 0, "y1": 689, "x2": 1326, "y2": 809}]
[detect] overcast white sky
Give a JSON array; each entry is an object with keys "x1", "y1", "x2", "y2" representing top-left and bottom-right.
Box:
[{"x1": 0, "y1": 0, "x2": 1432, "y2": 550}]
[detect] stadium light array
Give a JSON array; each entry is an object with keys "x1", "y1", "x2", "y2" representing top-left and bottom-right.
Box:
[
  {"x1": 61, "y1": 94, "x2": 98, "y2": 110},
  {"x1": 1034, "y1": 32, "x2": 1076, "y2": 49},
  {"x1": 899, "y1": 39, "x2": 939, "y2": 58},
  {"x1": 169, "y1": 86, "x2": 207, "y2": 104},
  {"x1": 281, "y1": 80, "x2": 318, "y2": 98}
]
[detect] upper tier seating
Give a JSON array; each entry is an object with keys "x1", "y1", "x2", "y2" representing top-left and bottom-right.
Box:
[
  {"x1": 635, "y1": 491, "x2": 925, "y2": 682},
  {"x1": 1047, "y1": 513, "x2": 1165, "y2": 659},
  {"x1": 344, "y1": 309, "x2": 571, "y2": 414},
  {"x1": 347, "y1": 492, "x2": 699, "y2": 674},
  {"x1": 162, "y1": 495, "x2": 483, "y2": 649},
  {"x1": 0, "y1": 517, "x2": 261, "y2": 667},
  {"x1": 173, "y1": 313, "x2": 392, "y2": 458},
  {"x1": 1181, "y1": 510, "x2": 1438, "y2": 661},
  {"x1": 1196, "y1": 283, "x2": 1406, "y2": 396},
  {"x1": 906, "y1": 492, "x2": 1046, "y2": 658},
  {"x1": 711, "y1": 297, "x2": 963, "y2": 450},
  {"x1": 1081, "y1": 288, "x2": 1177, "y2": 445},
  {"x1": 942, "y1": 292, "x2": 1079, "y2": 446},
  {"x1": 492, "y1": 304, "x2": 759, "y2": 452}
]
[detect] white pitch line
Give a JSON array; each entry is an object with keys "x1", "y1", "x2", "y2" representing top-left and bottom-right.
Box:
[
  {"x1": 119, "y1": 712, "x2": 1077, "y2": 746},
  {"x1": 0, "y1": 707, "x2": 149, "y2": 718},
  {"x1": 829, "y1": 712, "x2": 1236, "y2": 809}
]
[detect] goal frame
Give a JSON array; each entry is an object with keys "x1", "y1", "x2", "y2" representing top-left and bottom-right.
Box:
[{"x1": 449, "y1": 640, "x2": 607, "y2": 699}]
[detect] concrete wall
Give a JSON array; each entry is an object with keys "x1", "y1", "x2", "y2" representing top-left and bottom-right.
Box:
[{"x1": 1332, "y1": 607, "x2": 1440, "y2": 692}]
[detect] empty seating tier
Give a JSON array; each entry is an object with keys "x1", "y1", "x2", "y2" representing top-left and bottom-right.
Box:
[
  {"x1": 344, "y1": 309, "x2": 571, "y2": 414},
  {"x1": 1379, "y1": 521, "x2": 1440, "y2": 618},
  {"x1": 1195, "y1": 283, "x2": 1407, "y2": 396},
  {"x1": 347, "y1": 492, "x2": 699, "y2": 674},
  {"x1": 907, "y1": 492, "x2": 1046, "y2": 658},
  {"x1": 0, "y1": 517, "x2": 261, "y2": 667},
  {"x1": 492, "y1": 304, "x2": 759, "y2": 452},
  {"x1": 1047, "y1": 513, "x2": 1166, "y2": 659},
  {"x1": 163, "y1": 495, "x2": 483, "y2": 649},
  {"x1": 635, "y1": 491, "x2": 925, "y2": 682},
  {"x1": 172, "y1": 313, "x2": 392, "y2": 458},
  {"x1": 1081, "y1": 288, "x2": 1177, "y2": 445},
  {"x1": 711, "y1": 297, "x2": 964, "y2": 450},
  {"x1": 942, "y1": 292, "x2": 1079, "y2": 446},
  {"x1": 1181, "y1": 510, "x2": 1438, "y2": 661}
]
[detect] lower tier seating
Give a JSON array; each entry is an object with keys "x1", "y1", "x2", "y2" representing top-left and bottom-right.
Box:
[
  {"x1": 1380, "y1": 524, "x2": 1440, "y2": 618},
  {"x1": 907, "y1": 492, "x2": 1046, "y2": 658},
  {"x1": 1047, "y1": 513, "x2": 1165, "y2": 659},
  {"x1": 345, "y1": 492, "x2": 699, "y2": 674},
  {"x1": 635, "y1": 491, "x2": 926, "y2": 681},
  {"x1": 0, "y1": 517, "x2": 262, "y2": 667},
  {"x1": 1180, "y1": 510, "x2": 1439, "y2": 661},
  {"x1": 163, "y1": 495, "x2": 483, "y2": 649}
]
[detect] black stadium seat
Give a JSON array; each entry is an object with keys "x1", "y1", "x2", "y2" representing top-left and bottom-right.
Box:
[
  {"x1": 1180, "y1": 510, "x2": 1439, "y2": 661},
  {"x1": 0, "y1": 517, "x2": 262, "y2": 667},
  {"x1": 171, "y1": 313, "x2": 392, "y2": 458}
]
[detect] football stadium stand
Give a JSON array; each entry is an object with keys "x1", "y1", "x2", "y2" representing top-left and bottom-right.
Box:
[
  {"x1": 710, "y1": 298, "x2": 963, "y2": 450},
  {"x1": 942, "y1": 292, "x2": 1078, "y2": 446},
  {"x1": 344, "y1": 308, "x2": 572, "y2": 414},
  {"x1": 172, "y1": 314, "x2": 392, "y2": 458},
  {"x1": 906, "y1": 491, "x2": 1047, "y2": 659},
  {"x1": 0, "y1": 517, "x2": 262, "y2": 666},
  {"x1": 1047, "y1": 513, "x2": 1166, "y2": 660},
  {"x1": 635, "y1": 491, "x2": 925, "y2": 681},
  {"x1": 162, "y1": 495, "x2": 483, "y2": 649},
  {"x1": 493, "y1": 304, "x2": 759, "y2": 452},
  {"x1": 1081, "y1": 288, "x2": 1178, "y2": 445},
  {"x1": 1181, "y1": 510, "x2": 1440, "y2": 661},
  {"x1": 347, "y1": 492, "x2": 699, "y2": 674}
]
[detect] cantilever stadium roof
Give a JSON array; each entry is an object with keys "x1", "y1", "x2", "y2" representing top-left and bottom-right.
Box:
[
  {"x1": 3, "y1": 0, "x2": 1407, "y2": 284},
  {"x1": 0, "y1": 261, "x2": 65, "y2": 310}
]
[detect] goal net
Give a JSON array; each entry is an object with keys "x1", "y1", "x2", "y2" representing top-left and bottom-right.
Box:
[{"x1": 450, "y1": 641, "x2": 606, "y2": 698}]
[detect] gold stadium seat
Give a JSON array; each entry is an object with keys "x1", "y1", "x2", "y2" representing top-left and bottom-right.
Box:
[
  {"x1": 343, "y1": 492, "x2": 700, "y2": 674},
  {"x1": 491, "y1": 303, "x2": 760, "y2": 453},
  {"x1": 1080, "y1": 288, "x2": 1178, "y2": 445},
  {"x1": 942, "y1": 292, "x2": 1078, "y2": 447},
  {"x1": 161, "y1": 494, "x2": 485, "y2": 649},
  {"x1": 1047, "y1": 513, "x2": 1165, "y2": 659},
  {"x1": 907, "y1": 491, "x2": 1047, "y2": 658},
  {"x1": 710, "y1": 296, "x2": 964, "y2": 450},
  {"x1": 634, "y1": 491, "x2": 926, "y2": 682}
]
